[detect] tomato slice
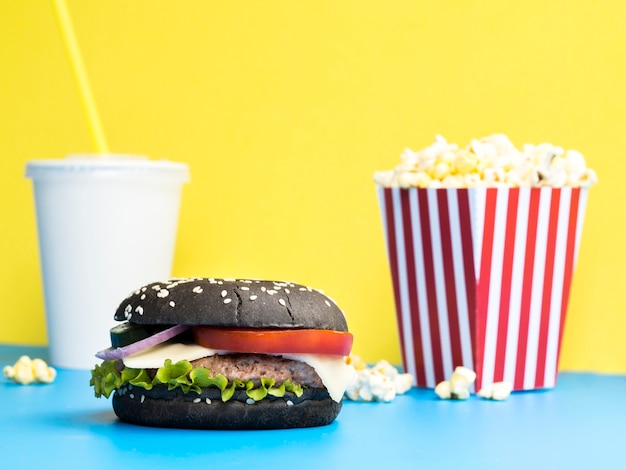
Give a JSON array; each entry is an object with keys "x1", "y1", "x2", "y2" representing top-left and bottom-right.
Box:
[{"x1": 192, "y1": 326, "x2": 353, "y2": 357}]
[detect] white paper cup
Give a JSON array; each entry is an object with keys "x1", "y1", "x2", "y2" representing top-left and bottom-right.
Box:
[
  {"x1": 26, "y1": 155, "x2": 190, "y2": 369},
  {"x1": 377, "y1": 186, "x2": 589, "y2": 391}
]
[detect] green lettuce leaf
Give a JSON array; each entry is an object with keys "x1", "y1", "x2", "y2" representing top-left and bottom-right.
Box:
[
  {"x1": 90, "y1": 359, "x2": 306, "y2": 402},
  {"x1": 153, "y1": 359, "x2": 194, "y2": 392},
  {"x1": 189, "y1": 366, "x2": 228, "y2": 394},
  {"x1": 222, "y1": 379, "x2": 247, "y2": 402},
  {"x1": 90, "y1": 360, "x2": 122, "y2": 398},
  {"x1": 284, "y1": 379, "x2": 304, "y2": 397},
  {"x1": 247, "y1": 377, "x2": 273, "y2": 401}
]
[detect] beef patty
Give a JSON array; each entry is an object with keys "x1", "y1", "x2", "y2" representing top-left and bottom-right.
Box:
[{"x1": 191, "y1": 353, "x2": 324, "y2": 388}]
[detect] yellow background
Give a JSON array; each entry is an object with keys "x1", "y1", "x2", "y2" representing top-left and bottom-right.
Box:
[{"x1": 1, "y1": 0, "x2": 624, "y2": 373}]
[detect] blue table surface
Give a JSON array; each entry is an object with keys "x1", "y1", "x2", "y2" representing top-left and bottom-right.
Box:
[{"x1": 1, "y1": 345, "x2": 625, "y2": 469}]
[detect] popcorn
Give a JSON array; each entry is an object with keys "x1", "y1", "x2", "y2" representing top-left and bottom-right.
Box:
[
  {"x1": 344, "y1": 355, "x2": 414, "y2": 402},
  {"x1": 3, "y1": 356, "x2": 56, "y2": 385},
  {"x1": 434, "y1": 366, "x2": 513, "y2": 401},
  {"x1": 344, "y1": 353, "x2": 367, "y2": 371},
  {"x1": 449, "y1": 366, "x2": 476, "y2": 396},
  {"x1": 435, "y1": 366, "x2": 477, "y2": 400},
  {"x1": 374, "y1": 134, "x2": 597, "y2": 188},
  {"x1": 477, "y1": 382, "x2": 513, "y2": 401},
  {"x1": 434, "y1": 380, "x2": 452, "y2": 400}
]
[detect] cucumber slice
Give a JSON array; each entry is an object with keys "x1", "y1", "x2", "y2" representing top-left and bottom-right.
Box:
[
  {"x1": 97, "y1": 325, "x2": 191, "y2": 360},
  {"x1": 110, "y1": 322, "x2": 170, "y2": 348}
]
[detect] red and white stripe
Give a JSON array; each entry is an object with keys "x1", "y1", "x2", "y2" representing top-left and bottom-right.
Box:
[{"x1": 378, "y1": 186, "x2": 588, "y2": 391}]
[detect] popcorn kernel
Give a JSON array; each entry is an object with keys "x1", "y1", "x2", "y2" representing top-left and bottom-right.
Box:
[
  {"x1": 435, "y1": 366, "x2": 475, "y2": 400},
  {"x1": 375, "y1": 134, "x2": 597, "y2": 188},
  {"x1": 434, "y1": 380, "x2": 451, "y2": 399},
  {"x1": 478, "y1": 381, "x2": 513, "y2": 401},
  {"x1": 345, "y1": 354, "x2": 367, "y2": 371},
  {"x1": 3, "y1": 356, "x2": 56, "y2": 385},
  {"x1": 452, "y1": 366, "x2": 477, "y2": 384},
  {"x1": 344, "y1": 356, "x2": 413, "y2": 402}
]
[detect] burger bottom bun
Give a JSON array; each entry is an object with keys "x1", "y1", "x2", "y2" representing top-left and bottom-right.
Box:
[{"x1": 112, "y1": 387, "x2": 343, "y2": 430}]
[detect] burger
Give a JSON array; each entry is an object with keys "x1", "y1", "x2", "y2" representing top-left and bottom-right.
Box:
[{"x1": 90, "y1": 277, "x2": 354, "y2": 430}]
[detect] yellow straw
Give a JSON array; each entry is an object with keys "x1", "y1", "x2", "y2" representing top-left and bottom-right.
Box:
[{"x1": 53, "y1": 0, "x2": 109, "y2": 154}]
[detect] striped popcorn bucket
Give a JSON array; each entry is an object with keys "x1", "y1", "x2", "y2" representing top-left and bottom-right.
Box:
[{"x1": 377, "y1": 186, "x2": 589, "y2": 391}]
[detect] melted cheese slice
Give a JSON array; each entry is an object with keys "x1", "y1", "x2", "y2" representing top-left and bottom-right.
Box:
[
  {"x1": 280, "y1": 353, "x2": 352, "y2": 403},
  {"x1": 122, "y1": 342, "x2": 223, "y2": 369},
  {"x1": 122, "y1": 342, "x2": 351, "y2": 402}
]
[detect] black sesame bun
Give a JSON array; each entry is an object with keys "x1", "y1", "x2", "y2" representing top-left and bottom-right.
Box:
[
  {"x1": 112, "y1": 386, "x2": 342, "y2": 430},
  {"x1": 92, "y1": 278, "x2": 353, "y2": 430},
  {"x1": 115, "y1": 278, "x2": 348, "y2": 331}
]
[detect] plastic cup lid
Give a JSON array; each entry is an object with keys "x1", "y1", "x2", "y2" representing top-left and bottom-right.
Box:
[{"x1": 25, "y1": 154, "x2": 190, "y2": 183}]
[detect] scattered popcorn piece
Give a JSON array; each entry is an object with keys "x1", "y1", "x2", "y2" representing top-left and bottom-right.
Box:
[
  {"x1": 452, "y1": 386, "x2": 470, "y2": 400},
  {"x1": 345, "y1": 353, "x2": 368, "y2": 371},
  {"x1": 434, "y1": 380, "x2": 452, "y2": 399},
  {"x1": 477, "y1": 382, "x2": 513, "y2": 401},
  {"x1": 449, "y1": 366, "x2": 476, "y2": 397},
  {"x1": 435, "y1": 380, "x2": 471, "y2": 400},
  {"x1": 434, "y1": 367, "x2": 514, "y2": 401},
  {"x1": 3, "y1": 356, "x2": 56, "y2": 385},
  {"x1": 435, "y1": 366, "x2": 477, "y2": 400},
  {"x1": 375, "y1": 134, "x2": 597, "y2": 188},
  {"x1": 344, "y1": 355, "x2": 414, "y2": 402},
  {"x1": 32, "y1": 358, "x2": 57, "y2": 383},
  {"x1": 393, "y1": 370, "x2": 413, "y2": 395}
]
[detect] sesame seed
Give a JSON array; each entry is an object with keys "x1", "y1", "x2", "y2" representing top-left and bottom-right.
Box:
[
  {"x1": 246, "y1": 398, "x2": 255, "y2": 405},
  {"x1": 285, "y1": 289, "x2": 290, "y2": 294},
  {"x1": 286, "y1": 400, "x2": 294, "y2": 406},
  {"x1": 152, "y1": 285, "x2": 161, "y2": 290},
  {"x1": 261, "y1": 286, "x2": 267, "y2": 292},
  {"x1": 267, "y1": 290, "x2": 277, "y2": 295},
  {"x1": 279, "y1": 299, "x2": 286, "y2": 307},
  {"x1": 169, "y1": 301, "x2": 176, "y2": 307},
  {"x1": 192, "y1": 286, "x2": 203, "y2": 294},
  {"x1": 135, "y1": 306, "x2": 144, "y2": 315},
  {"x1": 221, "y1": 290, "x2": 227, "y2": 297},
  {"x1": 205, "y1": 398, "x2": 212, "y2": 404},
  {"x1": 193, "y1": 398, "x2": 201, "y2": 404},
  {"x1": 157, "y1": 289, "x2": 169, "y2": 298},
  {"x1": 240, "y1": 286, "x2": 249, "y2": 291},
  {"x1": 250, "y1": 295, "x2": 258, "y2": 301},
  {"x1": 224, "y1": 298, "x2": 232, "y2": 304},
  {"x1": 325, "y1": 300, "x2": 331, "y2": 307},
  {"x1": 130, "y1": 393, "x2": 135, "y2": 399},
  {"x1": 140, "y1": 294, "x2": 146, "y2": 300},
  {"x1": 140, "y1": 395, "x2": 145, "y2": 403}
]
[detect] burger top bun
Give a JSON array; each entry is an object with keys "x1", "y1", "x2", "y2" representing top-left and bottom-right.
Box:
[{"x1": 115, "y1": 278, "x2": 348, "y2": 332}]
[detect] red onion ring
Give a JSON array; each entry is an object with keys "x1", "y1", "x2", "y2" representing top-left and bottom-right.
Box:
[{"x1": 95, "y1": 325, "x2": 190, "y2": 360}]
